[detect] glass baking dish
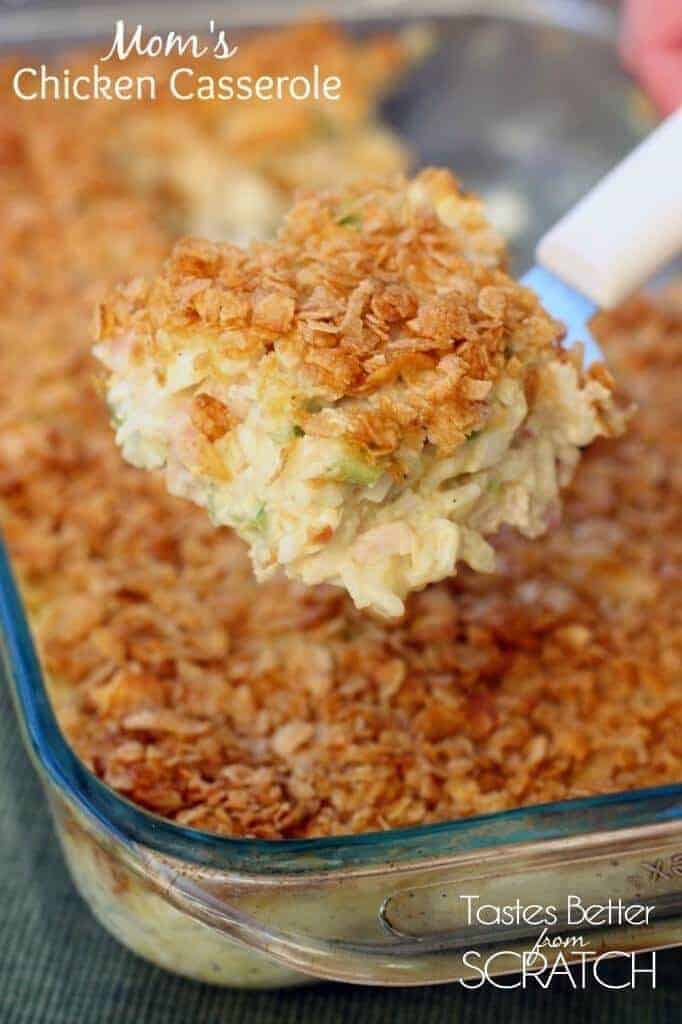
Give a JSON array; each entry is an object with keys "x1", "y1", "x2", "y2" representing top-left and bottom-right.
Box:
[
  {"x1": 2, "y1": 0, "x2": 682, "y2": 989},
  {"x1": 5, "y1": 539, "x2": 682, "y2": 988}
]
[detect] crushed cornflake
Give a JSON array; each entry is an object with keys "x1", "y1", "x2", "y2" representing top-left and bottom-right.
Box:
[
  {"x1": 96, "y1": 168, "x2": 518, "y2": 457},
  {"x1": 0, "y1": 28, "x2": 681, "y2": 839}
]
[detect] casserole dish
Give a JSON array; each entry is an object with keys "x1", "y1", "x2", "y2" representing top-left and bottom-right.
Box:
[
  {"x1": 2, "y1": 0, "x2": 681, "y2": 989},
  {"x1": 5, "y1": 538, "x2": 682, "y2": 987}
]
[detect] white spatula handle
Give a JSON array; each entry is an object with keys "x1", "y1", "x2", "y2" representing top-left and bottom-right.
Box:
[{"x1": 536, "y1": 108, "x2": 682, "y2": 309}]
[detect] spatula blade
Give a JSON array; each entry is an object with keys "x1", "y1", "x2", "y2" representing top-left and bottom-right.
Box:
[{"x1": 521, "y1": 265, "x2": 602, "y2": 366}]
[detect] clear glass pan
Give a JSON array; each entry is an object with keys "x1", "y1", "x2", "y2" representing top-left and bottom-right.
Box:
[{"x1": 2, "y1": 0, "x2": 681, "y2": 988}]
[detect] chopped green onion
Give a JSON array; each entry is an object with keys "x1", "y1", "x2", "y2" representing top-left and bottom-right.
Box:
[{"x1": 336, "y1": 212, "x2": 362, "y2": 229}]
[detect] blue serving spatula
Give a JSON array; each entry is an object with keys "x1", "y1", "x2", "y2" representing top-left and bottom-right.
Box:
[{"x1": 521, "y1": 109, "x2": 682, "y2": 366}]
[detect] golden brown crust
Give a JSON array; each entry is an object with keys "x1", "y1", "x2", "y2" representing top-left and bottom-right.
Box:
[{"x1": 97, "y1": 171, "x2": 564, "y2": 456}]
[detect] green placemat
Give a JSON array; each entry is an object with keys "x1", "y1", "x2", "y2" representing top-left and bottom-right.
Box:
[{"x1": 2, "y1": 676, "x2": 682, "y2": 1024}]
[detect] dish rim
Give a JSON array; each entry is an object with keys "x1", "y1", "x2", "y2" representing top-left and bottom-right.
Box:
[{"x1": 0, "y1": 0, "x2": 616, "y2": 47}]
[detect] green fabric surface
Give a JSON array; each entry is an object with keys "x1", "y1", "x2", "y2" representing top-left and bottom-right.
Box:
[{"x1": 2, "y1": 681, "x2": 682, "y2": 1022}]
